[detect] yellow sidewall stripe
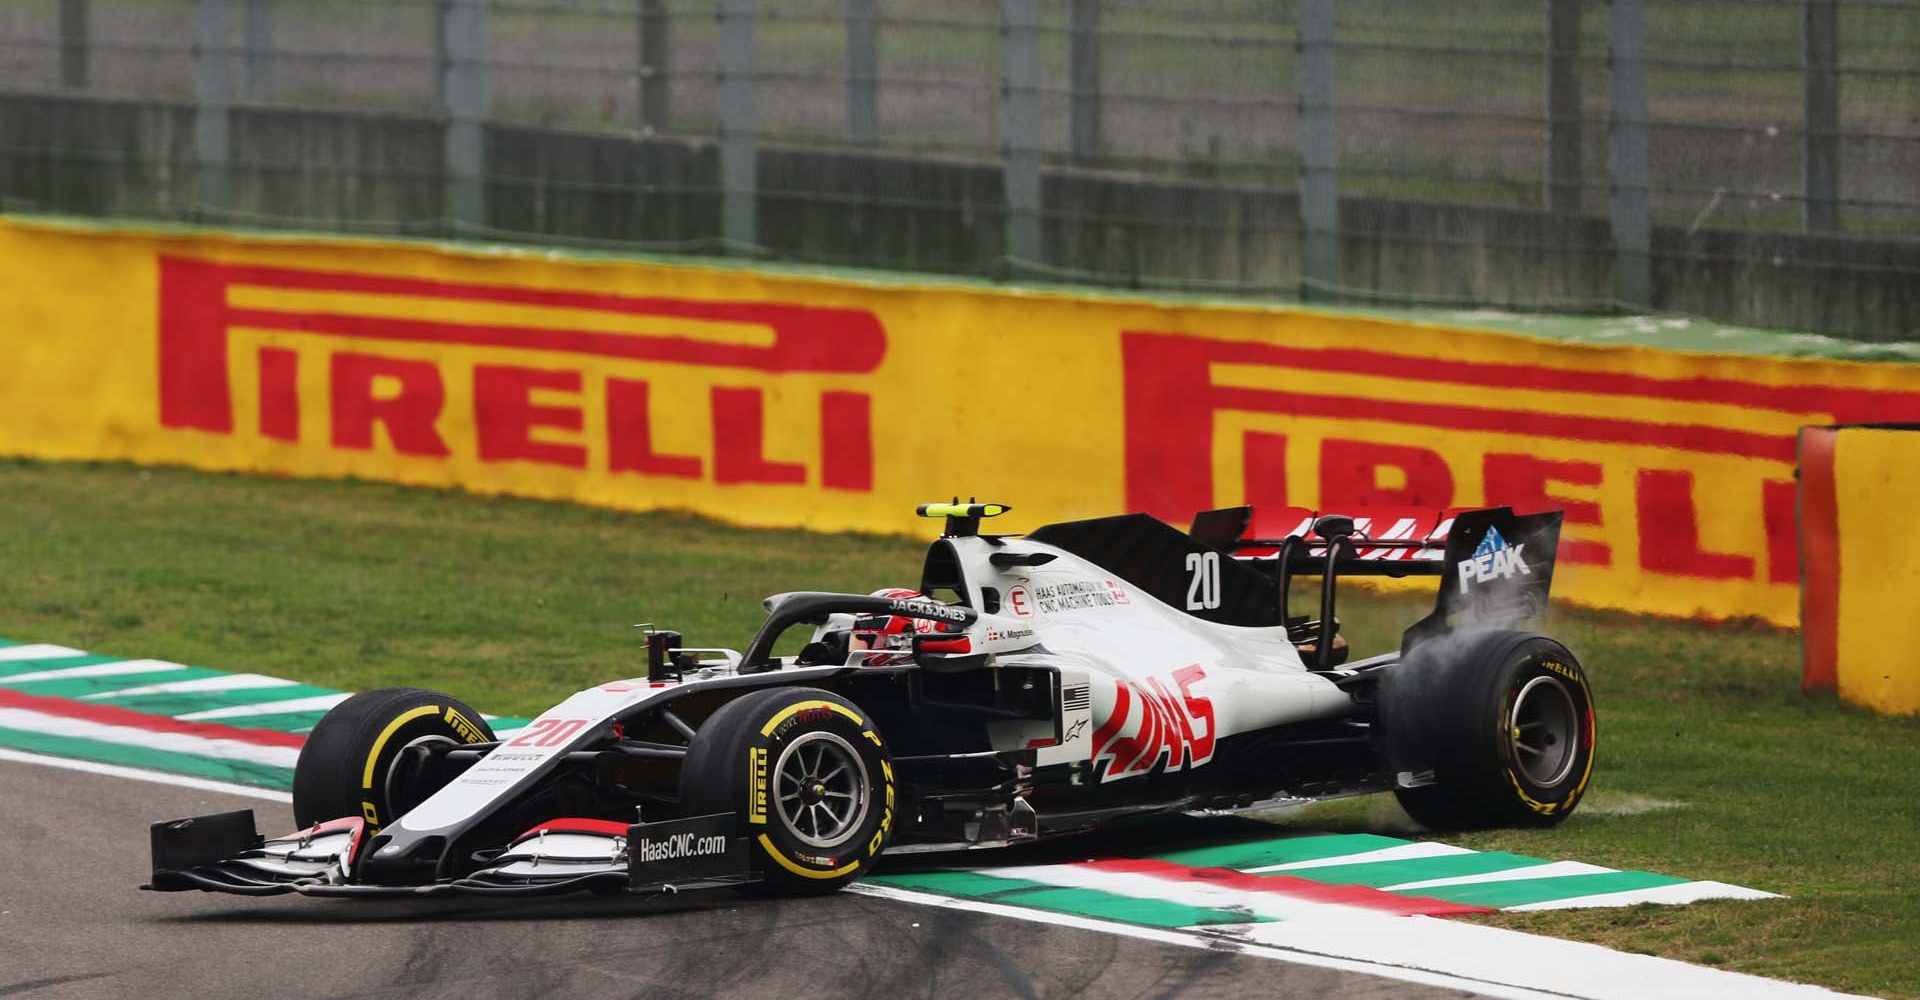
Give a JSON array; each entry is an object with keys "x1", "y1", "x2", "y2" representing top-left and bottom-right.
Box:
[
  {"x1": 757, "y1": 833, "x2": 860, "y2": 880},
  {"x1": 758, "y1": 699, "x2": 864, "y2": 737},
  {"x1": 361, "y1": 704, "x2": 441, "y2": 789}
]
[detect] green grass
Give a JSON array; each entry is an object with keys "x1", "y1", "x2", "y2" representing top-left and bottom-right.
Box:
[{"x1": 2, "y1": 458, "x2": 1917, "y2": 997}]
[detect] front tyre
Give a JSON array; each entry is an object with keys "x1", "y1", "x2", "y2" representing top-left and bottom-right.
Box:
[
  {"x1": 679, "y1": 687, "x2": 894, "y2": 896},
  {"x1": 292, "y1": 686, "x2": 496, "y2": 829},
  {"x1": 1379, "y1": 631, "x2": 1595, "y2": 831}
]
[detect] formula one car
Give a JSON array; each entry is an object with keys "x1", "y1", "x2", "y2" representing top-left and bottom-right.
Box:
[{"x1": 146, "y1": 501, "x2": 1593, "y2": 900}]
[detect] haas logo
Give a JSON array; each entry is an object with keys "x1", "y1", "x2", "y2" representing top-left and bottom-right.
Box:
[{"x1": 1090, "y1": 664, "x2": 1216, "y2": 782}]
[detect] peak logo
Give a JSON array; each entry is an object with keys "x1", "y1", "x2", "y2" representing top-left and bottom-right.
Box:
[
  {"x1": 1458, "y1": 527, "x2": 1531, "y2": 593},
  {"x1": 156, "y1": 257, "x2": 887, "y2": 491},
  {"x1": 1090, "y1": 665, "x2": 1216, "y2": 782}
]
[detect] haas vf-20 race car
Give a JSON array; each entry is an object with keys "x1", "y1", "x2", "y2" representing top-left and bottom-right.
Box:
[{"x1": 146, "y1": 502, "x2": 1594, "y2": 899}]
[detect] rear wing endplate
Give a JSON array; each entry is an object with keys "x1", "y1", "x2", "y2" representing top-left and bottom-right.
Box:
[{"x1": 1192, "y1": 504, "x2": 1563, "y2": 651}]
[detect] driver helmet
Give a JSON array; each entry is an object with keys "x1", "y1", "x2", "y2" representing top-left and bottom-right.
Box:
[{"x1": 847, "y1": 587, "x2": 943, "y2": 665}]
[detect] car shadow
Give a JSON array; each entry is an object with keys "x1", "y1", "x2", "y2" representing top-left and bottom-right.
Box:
[
  {"x1": 150, "y1": 889, "x2": 758, "y2": 926},
  {"x1": 869, "y1": 811, "x2": 1395, "y2": 873}
]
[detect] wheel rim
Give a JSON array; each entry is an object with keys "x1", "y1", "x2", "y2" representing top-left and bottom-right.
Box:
[
  {"x1": 772, "y1": 731, "x2": 869, "y2": 849},
  {"x1": 383, "y1": 734, "x2": 455, "y2": 817},
  {"x1": 1509, "y1": 675, "x2": 1579, "y2": 787}
]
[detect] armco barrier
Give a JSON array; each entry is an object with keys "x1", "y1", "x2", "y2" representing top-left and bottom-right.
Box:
[
  {"x1": 6, "y1": 217, "x2": 1920, "y2": 626},
  {"x1": 1799, "y1": 425, "x2": 1920, "y2": 715}
]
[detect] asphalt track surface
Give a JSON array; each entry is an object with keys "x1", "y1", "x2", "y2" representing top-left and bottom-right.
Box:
[{"x1": 0, "y1": 761, "x2": 1489, "y2": 1000}]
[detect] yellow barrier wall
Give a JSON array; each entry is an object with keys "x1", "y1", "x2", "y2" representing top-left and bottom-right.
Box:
[
  {"x1": 7, "y1": 217, "x2": 1920, "y2": 626},
  {"x1": 1834, "y1": 428, "x2": 1920, "y2": 713}
]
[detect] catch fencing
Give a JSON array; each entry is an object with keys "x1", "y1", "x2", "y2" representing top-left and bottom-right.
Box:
[{"x1": 1, "y1": 0, "x2": 1916, "y2": 337}]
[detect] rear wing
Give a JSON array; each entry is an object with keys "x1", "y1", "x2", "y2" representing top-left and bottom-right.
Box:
[{"x1": 1191, "y1": 505, "x2": 1563, "y2": 654}]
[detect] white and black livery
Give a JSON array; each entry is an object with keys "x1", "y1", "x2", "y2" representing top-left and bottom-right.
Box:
[{"x1": 144, "y1": 500, "x2": 1595, "y2": 899}]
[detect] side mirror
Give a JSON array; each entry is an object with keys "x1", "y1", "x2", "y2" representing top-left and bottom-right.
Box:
[{"x1": 914, "y1": 635, "x2": 992, "y2": 673}]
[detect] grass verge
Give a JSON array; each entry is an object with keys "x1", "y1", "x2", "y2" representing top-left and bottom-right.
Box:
[{"x1": 1, "y1": 459, "x2": 1915, "y2": 997}]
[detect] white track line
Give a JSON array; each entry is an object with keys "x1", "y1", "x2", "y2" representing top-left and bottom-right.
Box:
[
  {"x1": 1, "y1": 659, "x2": 192, "y2": 685},
  {"x1": 0, "y1": 644, "x2": 87, "y2": 662},
  {"x1": 82, "y1": 672, "x2": 296, "y2": 700},
  {"x1": 1205, "y1": 914, "x2": 1851, "y2": 1000},
  {"x1": 0, "y1": 707, "x2": 301, "y2": 768},
  {"x1": 1381, "y1": 860, "x2": 1614, "y2": 892},
  {"x1": 851, "y1": 883, "x2": 1572, "y2": 1000},
  {"x1": 1246, "y1": 840, "x2": 1472, "y2": 873},
  {"x1": 0, "y1": 747, "x2": 291, "y2": 802},
  {"x1": 1505, "y1": 880, "x2": 1780, "y2": 911},
  {"x1": 175, "y1": 693, "x2": 352, "y2": 722}
]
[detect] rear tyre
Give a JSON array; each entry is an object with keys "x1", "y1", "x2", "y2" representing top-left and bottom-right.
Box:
[
  {"x1": 679, "y1": 687, "x2": 894, "y2": 896},
  {"x1": 1378, "y1": 631, "x2": 1595, "y2": 831},
  {"x1": 292, "y1": 686, "x2": 495, "y2": 829}
]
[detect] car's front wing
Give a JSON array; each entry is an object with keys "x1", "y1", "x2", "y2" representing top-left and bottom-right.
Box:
[{"x1": 143, "y1": 809, "x2": 757, "y2": 899}]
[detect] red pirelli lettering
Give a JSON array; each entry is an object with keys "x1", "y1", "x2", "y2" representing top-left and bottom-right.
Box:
[
  {"x1": 1634, "y1": 469, "x2": 1754, "y2": 581},
  {"x1": 257, "y1": 347, "x2": 300, "y2": 442},
  {"x1": 156, "y1": 256, "x2": 888, "y2": 492},
  {"x1": 474, "y1": 364, "x2": 586, "y2": 469},
  {"x1": 1319, "y1": 438, "x2": 1454, "y2": 509},
  {"x1": 1484, "y1": 453, "x2": 1611, "y2": 566},
  {"x1": 329, "y1": 352, "x2": 450, "y2": 456},
  {"x1": 606, "y1": 377, "x2": 701, "y2": 479},
  {"x1": 1120, "y1": 329, "x2": 1920, "y2": 586},
  {"x1": 1120, "y1": 330, "x2": 1920, "y2": 521}
]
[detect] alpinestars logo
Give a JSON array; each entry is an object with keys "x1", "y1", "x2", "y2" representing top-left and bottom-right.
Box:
[{"x1": 1458, "y1": 527, "x2": 1530, "y2": 593}]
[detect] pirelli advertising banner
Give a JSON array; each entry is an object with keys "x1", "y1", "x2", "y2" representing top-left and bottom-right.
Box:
[{"x1": 6, "y1": 217, "x2": 1920, "y2": 627}]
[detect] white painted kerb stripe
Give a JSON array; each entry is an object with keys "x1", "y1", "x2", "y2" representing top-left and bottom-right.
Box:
[
  {"x1": 1381, "y1": 859, "x2": 1614, "y2": 892},
  {"x1": 0, "y1": 747, "x2": 291, "y2": 803},
  {"x1": 850, "y1": 883, "x2": 1572, "y2": 1000},
  {"x1": 174, "y1": 693, "x2": 352, "y2": 721},
  {"x1": 0, "y1": 707, "x2": 300, "y2": 769},
  {"x1": 1, "y1": 659, "x2": 191, "y2": 685},
  {"x1": 0, "y1": 644, "x2": 87, "y2": 662},
  {"x1": 1203, "y1": 913, "x2": 1851, "y2": 1000},
  {"x1": 1505, "y1": 880, "x2": 1780, "y2": 911},
  {"x1": 1245, "y1": 840, "x2": 1473, "y2": 873},
  {"x1": 83, "y1": 672, "x2": 297, "y2": 700}
]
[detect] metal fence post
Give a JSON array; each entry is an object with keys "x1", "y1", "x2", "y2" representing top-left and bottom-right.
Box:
[
  {"x1": 439, "y1": 0, "x2": 490, "y2": 234},
  {"x1": 193, "y1": 0, "x2": 231, "y2": 215},
  {"x1": 846, "y1": 0, "x2": 877, "y2": 143},
  {"x1": 638, "y1": 0, "x2": 670, "y2": 133},
  {"x1": 718, "y1": 0, "x2": 756, "y2": 251},
  {"x1": 243, "y1": 0, "x2": 273, "y2": 102},
  {"x1": 59, "y1": 0, "x2": 88, "y2": 89},
  {"x1": 1803, "y1": 0, "x2": 1840, "y2": 232},
  {"x1": 1068, "y1": 0, "x2": 1101, "y2": 160},
  {"x1": 1000, "y1": 0, "x2": 1041, "y2": 267},
  {"x1": 1545, "y1": 0, "x2": 1582, "y2": 215},
  {"x1": 1296, "y1": 0, "x2": 1338, "y2": 301},
  {"x1": 1607, "y1": 0, "x2": 1651, "y2": 309}
]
